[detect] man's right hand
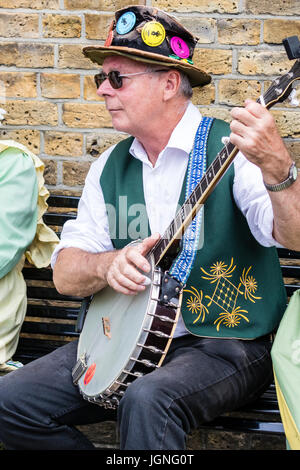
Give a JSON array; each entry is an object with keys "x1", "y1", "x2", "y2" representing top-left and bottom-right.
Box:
[{"x1": 105, "y1": 233, "x2": 160, "y2": 295}]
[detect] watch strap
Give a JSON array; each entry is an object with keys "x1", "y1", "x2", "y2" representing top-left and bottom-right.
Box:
[{"x1": 264, "y1": 162, "x2": 297, "y2": 192}]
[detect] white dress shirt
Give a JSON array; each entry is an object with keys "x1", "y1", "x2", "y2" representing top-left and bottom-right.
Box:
[{"x1": 51, "y1": 102, "x2": 282, "y2": 337}]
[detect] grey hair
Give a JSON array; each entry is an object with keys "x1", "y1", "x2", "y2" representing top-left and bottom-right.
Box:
[
  {"x1": 145, "y1": 65, "x2": 193, "y2": 99},
  {"x1": 178, "y1": 70, "x2": 193, "y2": 99}
]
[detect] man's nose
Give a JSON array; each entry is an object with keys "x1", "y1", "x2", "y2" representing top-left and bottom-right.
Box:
[{"x1": 96, "y1": 78, "x2": 114, "y2": 97}]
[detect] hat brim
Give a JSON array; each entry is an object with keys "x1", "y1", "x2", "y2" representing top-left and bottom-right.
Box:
[{"x1": 83, "y1": 45, "x2": 211, "y2": 88}]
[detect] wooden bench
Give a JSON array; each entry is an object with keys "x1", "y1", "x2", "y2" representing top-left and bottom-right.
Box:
[{"x1": 15, "y1": 194, "x2": 300, "y2": 450}]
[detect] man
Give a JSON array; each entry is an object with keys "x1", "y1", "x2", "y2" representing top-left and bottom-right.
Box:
[{"x1": 0, "y1": 5, "x2": 299, "y2": 450}]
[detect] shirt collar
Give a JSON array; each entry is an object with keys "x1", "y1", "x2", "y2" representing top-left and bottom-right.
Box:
[{"x1": 129, "y1": 102, "x2": 202, "y2": 167}]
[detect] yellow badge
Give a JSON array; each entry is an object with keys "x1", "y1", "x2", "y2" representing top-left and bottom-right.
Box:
[{"x1": 141, "y1": 21, "x2": 166, "y2": 47}]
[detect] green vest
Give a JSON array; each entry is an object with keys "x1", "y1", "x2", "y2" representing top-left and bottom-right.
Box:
[{"x1": 100, "y1": 119, "x2": 287, "y2": 339}]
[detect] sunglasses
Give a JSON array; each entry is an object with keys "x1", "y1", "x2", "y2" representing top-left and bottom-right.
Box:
[{"x1": 94, "y1": 69, "x2": 168, "y2": 90}]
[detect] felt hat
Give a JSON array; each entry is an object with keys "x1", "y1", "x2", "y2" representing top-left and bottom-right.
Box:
[{"x1": 83, "y1": 5, "x2": 211, "y2": 88}]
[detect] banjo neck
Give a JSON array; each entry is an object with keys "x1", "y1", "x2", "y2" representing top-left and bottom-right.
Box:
[
  {"x1": 148, "y1": 58, "x2": 300, "y2": 268},
  {"x1": 149, "y1": 139, "x2": 238, "y2": 267}
]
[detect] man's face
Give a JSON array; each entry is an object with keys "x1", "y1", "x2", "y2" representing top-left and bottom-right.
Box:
[{"x1": 96, "y1": 56, "x2": 166, "y2": 137}]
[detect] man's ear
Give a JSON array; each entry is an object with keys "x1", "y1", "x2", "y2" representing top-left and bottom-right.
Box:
[{"x1": 163, "y1": 69, "x2": 181, "y2": 101}]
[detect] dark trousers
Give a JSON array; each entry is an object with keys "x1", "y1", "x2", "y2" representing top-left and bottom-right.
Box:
[{"x1": 0, "y1": 334, "x2": 273, "y2": 450}]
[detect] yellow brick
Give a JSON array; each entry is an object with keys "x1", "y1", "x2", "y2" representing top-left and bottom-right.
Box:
[
  {"x1": 41, "y1": 73, "x2": 80, "y2": 99},
  {"x1": 285, "y1": 141, "x2": 300, "y2": 168},
  {"x1": 245, "y1": 0, "x2": 299, "y2": 15},
  {"x1": 0, "y1": 72, "x2": 37, "y2": 98},
  {"x1": 0, "y1": 128, "x2": 40, "y2": 153},
  {"x1": 0, "y1": 13, "x2": 39, "y2": 38},
  {"x1": 62, "y1": 103, "x2": 112, "y2": 128},
  {"x1": 43, "y1": 159, "x2": 57, "y2": 186},
  {"x1": 0, "y1": 43, "x2": 54, "y2": 68},
  {"x1": 264, "y1": 20, "x2": 300, "y2": 45},
  {"x1": 153, "y1": 0, "x2": 238, "y2": 13},
  {"x1": 218, "y1": 79, "x2": 261, "y2": 106},
  {"x1": 44, "y1": 131, "x2": 83, "y2": 157},
  {"x1": 64, "y1": 0, "x2": 139, "y2": 10},
  {"x1": 0, "y1": 0, "x2": 59, "y2": 7},
  {"x1": 58, "y1": 45, "x2": 96, "y2": 70},
  {"x1": 238, "y1": 51, "x2": 290, "y2": 76},
  {"x1": 218, "y1": 19, "x2": 260, "y2": 45},
  {"x1": 86, "y1": 132, "x2": 128, "y2": 157},
  {"x1": 271, "y1": 109, "x2": 300, "y2": 138},
  {"x1": 177, "y1": 17, "x2": 216, "y2": 44},
  {"x1": 85, "y1": 13, "x2": 114, "y2": 41},
  {"x1": 63, "y1": 160, "x2": 91, "y2": 186},
  {"x1": 4, "y1": 100, "x2": 58, "y2": 126},
  {"x1": 84, "y1": 76, "x2": 104, "y2": 101},
  {"x1": 43, "y1": 14, "x2": 82, "y2": 38},
  {"x1": 194, "y1": 48, "x2": 232, "y2": 75},
  {"x1": 199, "y1": 106, "x2": 232, "y2": 122},
  {"x1": 192, "y1": 83, "x2": 215, "y2": 105}
]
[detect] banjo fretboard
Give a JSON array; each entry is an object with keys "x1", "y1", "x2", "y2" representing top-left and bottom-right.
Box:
[
  {"x1": 148, "y1": 58, "x2": 300, "y2": 267},
  {"x1": 149, "y1": 139, "x2": 238, "y2": 266}
]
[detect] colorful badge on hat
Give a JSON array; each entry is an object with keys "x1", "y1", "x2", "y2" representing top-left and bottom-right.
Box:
[
  {"x1": 116, "y1": 11, "x2": 136, "y2": 35},
  {"x1": 104, "y1": 21, "x2": 114, "y2": 47},
  {"x1": 170, "y1": 36, "x2": 190, "y2": 59},
  {"x1": 141, "y1": 21, "x2": 166, "y2": 47}
]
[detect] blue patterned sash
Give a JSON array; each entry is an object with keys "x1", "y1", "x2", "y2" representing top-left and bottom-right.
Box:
[{"x1": 169, "y1": 117, "x2": 214, "y2": 284}]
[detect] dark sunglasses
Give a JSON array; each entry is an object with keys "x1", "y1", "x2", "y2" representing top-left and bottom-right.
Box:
[{"x1": 94, "y1": 69, "x2": 168, "y2": 90}]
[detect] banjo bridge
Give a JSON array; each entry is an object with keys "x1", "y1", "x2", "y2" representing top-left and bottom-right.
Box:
[{"x1": 102, "y1": 316, "x2": 111, "y2": 339}]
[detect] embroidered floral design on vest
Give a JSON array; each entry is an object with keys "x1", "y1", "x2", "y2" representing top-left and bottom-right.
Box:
[
  {"x1": 184, "y1": 258, "x2": 262, "y2": 331},
  {"x1": 185, "y1": 286, "x2": 209, "y2": 324}
]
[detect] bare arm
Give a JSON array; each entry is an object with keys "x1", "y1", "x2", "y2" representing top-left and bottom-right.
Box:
[
  {"x1": 53, "y1": 233, "x2": 160, "y2": 298},
  {"x1": 230, "y1": 99, "x2": 300, "y2": 251}
]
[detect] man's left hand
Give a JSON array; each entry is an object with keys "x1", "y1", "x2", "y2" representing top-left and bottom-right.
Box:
[{"x1": 230, "y1": 99, "x2": 292, "y2": 185}]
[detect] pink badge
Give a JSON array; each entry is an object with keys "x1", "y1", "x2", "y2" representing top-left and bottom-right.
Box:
[{"x1": 170, "y1": 36, "x2": 190, "y2": 59}]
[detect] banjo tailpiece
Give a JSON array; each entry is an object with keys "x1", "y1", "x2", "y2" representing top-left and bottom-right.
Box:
[
  {"x1": 158, "y1": 271, "x2": 184, "y2": 307},
  {"x1": 72, "y1": 353, "x2": 88, "y2": 385}
]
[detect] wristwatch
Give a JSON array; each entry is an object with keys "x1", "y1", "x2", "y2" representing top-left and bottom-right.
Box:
[{"x1": 264, "y1": 161, "x2": 298, "y2": 192}]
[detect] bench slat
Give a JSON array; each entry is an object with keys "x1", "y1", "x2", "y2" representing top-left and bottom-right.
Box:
[
  {"x1": 47, "y1": 195, "x2": 79, "y2": 208},
  {"x1": 199, "y1": 416, "x2": 284, "y2": 435},
  {"x1": 43, "y1": 213, "x2": 77, "y2": 226},
  {"x1": 27, "y1": 286, "x2": 82, "y2": 303},
  {"x1": 21, "y1": 321, "x2": 77, "y2": 337},
  {"x1": 26, "y1": 304, "x2": 79, "y2": 320},
  {"x1": 281, "y1": 265, "x2": 300, "y2": 277},
  {"x1": 23, "y1": 267, "x2": 53, "y2": 281}
]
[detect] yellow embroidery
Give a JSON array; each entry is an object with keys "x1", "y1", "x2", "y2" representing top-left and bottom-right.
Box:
[
  {"x1": 185, "y1": 286, "x2": 209, "y2": 324},
  {"x1": 213, "y1": 306, "x2": 249, "y2": 331},
  {"x1": 184, "y1": 258, "x2": 262, "y2": 331},
  {"x1": 201, "y1": 258, "x2": 236, "y2": 282},
  {"x1": 240, "y1": 266, "x2": 262, "y2": 303}
]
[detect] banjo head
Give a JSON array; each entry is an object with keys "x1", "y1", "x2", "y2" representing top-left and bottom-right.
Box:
[
  {"x1": 77, "y1": 282, "x2": 153, "y2": 398},
  {"x1": 74, "y1": 245, "x2": 181, "y2": 408},
  {"x1": 76, "y1": 254, "x2": 160, "y2": 404}
]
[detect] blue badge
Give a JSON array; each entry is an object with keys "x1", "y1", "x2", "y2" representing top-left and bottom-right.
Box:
[{"x1": 116, "y1": 11, "x2": 136, "y2": 35}]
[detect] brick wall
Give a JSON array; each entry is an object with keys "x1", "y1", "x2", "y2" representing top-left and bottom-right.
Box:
[{"x1": 0, "y1": 0, "x2": 299, "y2": 192}]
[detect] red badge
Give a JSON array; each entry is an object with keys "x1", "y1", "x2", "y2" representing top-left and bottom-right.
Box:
[
  {"x1": 104, "y1": 20, "x2": 114, "y2": 47},
  {"x1": 84, "y1": 363, "x2": 96, "y2": 385}
]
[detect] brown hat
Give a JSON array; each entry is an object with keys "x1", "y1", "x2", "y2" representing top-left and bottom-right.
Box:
[{"x1": 83, "y1": 5, "x2": 211, "y2": 88}]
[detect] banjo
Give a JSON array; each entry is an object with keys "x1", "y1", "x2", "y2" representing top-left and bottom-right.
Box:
[{"x1": 72, "y1": 39, "x2": 300, "y2": 409}]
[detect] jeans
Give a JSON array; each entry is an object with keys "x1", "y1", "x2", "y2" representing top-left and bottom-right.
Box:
[{"x1": 0, "y1": 334, "x2": 273, "y2": 450}]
